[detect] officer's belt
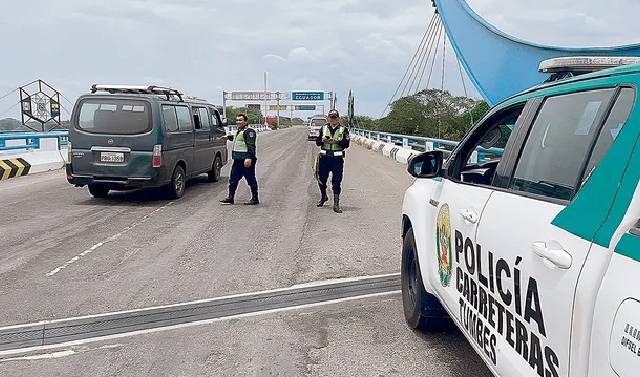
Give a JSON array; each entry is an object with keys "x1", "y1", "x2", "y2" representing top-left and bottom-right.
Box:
[{"x1": 320, "y1": 150, "x2": 344, "y2": 157}]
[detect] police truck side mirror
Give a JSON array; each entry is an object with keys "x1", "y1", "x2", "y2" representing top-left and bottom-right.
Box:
[
  {"x1": 221, "y1": 118, "x2": 228, "y2": 127},
  {"x1": 407, "y1": 151, "x2": 444, "y2": 179}
]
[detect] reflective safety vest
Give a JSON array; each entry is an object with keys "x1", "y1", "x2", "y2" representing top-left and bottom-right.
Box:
[
  {"x1": 233, "y1": 129, "x2": 249, "y2": 153},
  {"x1": 321, "y1": 125, "x2": 346, "y2": 152}
]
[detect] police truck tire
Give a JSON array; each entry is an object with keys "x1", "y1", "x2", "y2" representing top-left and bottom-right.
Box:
[
  {"x1": 208, "y1": 155, "x2": 222, "y2": 182},
  {"x1": 88, "y1": 184, "x2": 109, "y2": 198},
  {"x1": 167, "y1": 165, "x2": 186, "y2": 199},
  {"x1": 401, "y1": 227, "x2": 449, "y2": 332}
]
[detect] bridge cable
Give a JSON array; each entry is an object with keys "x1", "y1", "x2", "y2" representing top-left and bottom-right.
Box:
[
  {"x1": 409, "y1": 15, "x2": 441, "y2": 95},
  {"x1": 440, "y1": 26, "x2": 447, "y2": 93},
  {"x1": 0, "y1": 88, "x2": 18, "y2": 103},
  {"x1": 416, "y1": 15, "x2": 442, "y2": 93},
  {"x1": 404, "y1": 15, "x2": 439, "y2": 97},
  {"x1": 400, "y1": 15, "x2": 437, "y2": 98},
  {"x1": 0, "y1": 101, "x2": 21, "y2": 119},
  {"x1": 380, "y1": 14, "x2": 436, "y2": 117},
  {"x1": 457, "y1": 57, "x2": 475, "y2": 126},
  {"x1": 425, "y1": 20, "x2": 444, "y2": 89}
]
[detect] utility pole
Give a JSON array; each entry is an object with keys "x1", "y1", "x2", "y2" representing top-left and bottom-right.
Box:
[
  {"x1": 222, "y1": 91, "x2": 227, "y2": 120},
  {"x1": 263, "y1": 72, "x2": 268, "y2": 125},
  {"x1": 276, "y1": 91, "x2": 281, "y2": 129}
]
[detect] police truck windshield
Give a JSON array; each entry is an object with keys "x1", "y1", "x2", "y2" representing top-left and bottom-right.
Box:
[{"x1": 77, "y1": 99, "x2": 151, "y2": 135}]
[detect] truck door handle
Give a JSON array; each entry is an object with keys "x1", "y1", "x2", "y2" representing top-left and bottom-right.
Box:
[
  {"x1": 532, "y1": 242, "x2": 572, "y2": 269},
  {"x1": 459, "y1": 209, "x2": 478, "y2": 224}
]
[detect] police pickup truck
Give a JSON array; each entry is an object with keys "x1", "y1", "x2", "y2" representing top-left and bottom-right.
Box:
[{"x1": 400, "y1": 57, "x2": 640, "y2": 377}]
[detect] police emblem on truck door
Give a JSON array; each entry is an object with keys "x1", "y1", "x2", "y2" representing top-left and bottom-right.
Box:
[{"x1": 437, "y1": 204, "x2": 453, "y2": 287}]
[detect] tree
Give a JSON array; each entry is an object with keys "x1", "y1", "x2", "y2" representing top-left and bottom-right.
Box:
[
  {"x1": 217, "y1": 106, "x2": 262, "y2": 125},
  {"x1": 362, "y1": 89, "x2": 489, "y2": 141}
]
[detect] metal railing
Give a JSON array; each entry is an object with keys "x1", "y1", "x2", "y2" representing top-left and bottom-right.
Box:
[
  {"x1": 225, "y1": 124, "x2": 272, "y2": 133},
  {"x1": 0, "y1": 131, "x2": 69, "y2": 152},
  {"x1": 351, "y1": 128, "x2": 503, "y2": 163}
]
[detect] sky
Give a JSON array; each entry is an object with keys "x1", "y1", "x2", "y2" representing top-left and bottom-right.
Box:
[{"x1": 0, "y1": 0, "x2": 639, "y2": 119}]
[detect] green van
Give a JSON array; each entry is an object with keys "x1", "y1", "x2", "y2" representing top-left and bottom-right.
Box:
[{"x1": 66, "y1": 85, "x2": 228, "y2": 199}]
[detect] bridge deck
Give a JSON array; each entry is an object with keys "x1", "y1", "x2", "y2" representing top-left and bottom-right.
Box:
[{"x1": 0, "y1": 127, "x2": 491, "y2": 376}]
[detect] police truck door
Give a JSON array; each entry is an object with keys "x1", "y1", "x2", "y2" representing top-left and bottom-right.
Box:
[
  {"x1": 426, "y1": 103, "x2": 527, "y2": 329},
  {"x1": 473, "y1": 88, "x2": 631, "y2": 377}
]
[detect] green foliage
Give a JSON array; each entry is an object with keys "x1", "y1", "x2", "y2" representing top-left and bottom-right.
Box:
[
  {"x1": 357, "y1": 89, "x2": 490, "y2": 141},
  {"x1": 218, "y1": 106, "x2": 262, "y2": 124}
]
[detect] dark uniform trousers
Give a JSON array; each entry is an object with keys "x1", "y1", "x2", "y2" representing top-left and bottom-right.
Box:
[
  {"x1": 228, "y1": 158, "x2": 258, "y2": 199},
  {"x1": 318, "y1": 155, "x2": 344, "y2": 196}
]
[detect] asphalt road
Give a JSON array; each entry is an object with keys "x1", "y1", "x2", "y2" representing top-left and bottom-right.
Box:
[{"x1": 0, "y1": 127, "x2": 492, "y2": 376}]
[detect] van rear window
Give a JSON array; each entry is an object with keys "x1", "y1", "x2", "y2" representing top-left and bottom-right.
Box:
[{"x1": 77, "y1": 99, "x2": 151, "y2": 135}]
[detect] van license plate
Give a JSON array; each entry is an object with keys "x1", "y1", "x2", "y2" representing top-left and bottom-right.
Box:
[{"x1": 100, "y1": 152, "x2": 124, "y2": 163}]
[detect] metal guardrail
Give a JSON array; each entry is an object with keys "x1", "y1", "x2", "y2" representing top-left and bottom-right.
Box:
[
  {"x1": 0, "y1": 131, "x2": 69, "y2": 151},
  {"x1": 351, "y1": 128, "x2": 503, "y2": 163}
]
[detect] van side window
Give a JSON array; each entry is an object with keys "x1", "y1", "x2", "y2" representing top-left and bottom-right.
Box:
[
  {"x1": 582, "y1": 88, "x2": 635, "y2": 185},
  {"x1": 209, "y1": 108, "x2": 220, "y2": 127},
  {"x1": 197, "y1": 107, "x2": 211, "y2": 130},
  {"x1": 162, "y1": 105, "x2": 179, "y2": 132},
  {"x1": 175, "y1": 106, "x2": 193, "y2": 131},
  {"x1": 511, "y1": 88, "x2": 616, "y2": 201}
]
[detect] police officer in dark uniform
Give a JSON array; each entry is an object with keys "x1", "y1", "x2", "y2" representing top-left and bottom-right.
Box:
[
  {"x1": 316, "y1": 109, "x2": 350, "y2": 213},
  {"x1": 220, "y1": 114, "x2": 259, "y2": 205}
]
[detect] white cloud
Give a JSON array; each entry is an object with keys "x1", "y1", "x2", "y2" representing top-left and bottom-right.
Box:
[{"x1": 0, "y1": 0, "x2": 637, "y2": 118}]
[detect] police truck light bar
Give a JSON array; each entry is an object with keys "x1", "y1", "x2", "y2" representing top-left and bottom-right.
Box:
[{"x1": 539, "y1": 56, "x2": 640, "y2": 74}]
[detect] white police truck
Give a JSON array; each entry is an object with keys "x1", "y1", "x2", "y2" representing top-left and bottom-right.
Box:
[{"x1": 400, "y1": 57, "x2": 640, "y2": 377}]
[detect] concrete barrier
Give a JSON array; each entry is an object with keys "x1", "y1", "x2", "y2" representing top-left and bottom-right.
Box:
[
  {"x1": 381, "y1": 143, "x2": 393, "y2": 158},
  {"x1": 395, "y1": 147, "x2": 420, "y2": 164},
  {"x1": 352, "y1": 134, "x2": 421, "y2": 165}
]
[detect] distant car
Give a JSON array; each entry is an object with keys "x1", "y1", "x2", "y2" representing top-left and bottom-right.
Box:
[
  {"x1": 401, "y1": 57, "x2": 640, "y2": 377},
  {"x1": 66, "y1": 85, "x2": 228, "y2": 199},
  {"x1": 308, "y1": 116, "x2": 326, "y2": 140}
]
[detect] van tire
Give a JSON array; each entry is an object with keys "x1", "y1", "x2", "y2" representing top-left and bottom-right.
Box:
[
  {"x1": 88, "y1": 184, "x2": 109, "y2": 198},
  {"x1": 167, "y1": 165, "x2": 186, "y2": 199},
  {"x1": 401, "y1": 227, "x2": 449, "y2": 332},
  {"x1": 208, "y1": 155, "x2": 222, "y2": 182}
]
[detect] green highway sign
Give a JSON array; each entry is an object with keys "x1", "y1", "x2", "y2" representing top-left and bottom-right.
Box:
[
  {"x1": 295, "y1": 105, "x2": 316, "y2": 110},
  {"x1": 292, "y1": 91, "x2": 324, "y2": 101}
]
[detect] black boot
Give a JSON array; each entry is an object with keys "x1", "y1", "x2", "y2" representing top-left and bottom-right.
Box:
[
  {"x1": 220, "y1": 197, "x2": 234, "y2": 204},
  {"x1": 244, "y1": 197, "x2": 259, "y2": 205},
  {"x1": 333, "y1": 195, "x2": 342, "y2": 213},
  {"x1": 317, "y1": 189, "x2": 328, "y2": 207}
]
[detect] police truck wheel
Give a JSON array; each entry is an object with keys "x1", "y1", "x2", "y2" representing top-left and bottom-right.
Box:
[
  {"x1": 167, "y1": 165, "x2": 186, "y2": 199},
  {"x1": 401, "y1": 227, "x2": 449, "y2": 332},
  {"x1": 88, "y1": 184, "x2": 109, "y2": 198},
  {"x1": 208, "y1": 155, "x2": 222, "y2": 183}
]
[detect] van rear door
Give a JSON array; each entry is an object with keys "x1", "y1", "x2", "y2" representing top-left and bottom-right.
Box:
[{"x1": 70, "y1": 98, "x2": 159, "y2": 179}]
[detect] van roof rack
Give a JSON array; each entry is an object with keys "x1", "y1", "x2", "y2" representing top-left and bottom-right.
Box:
[
  {"x1": 90, "y1": 85, "x2": 184, "y2": 101},
  {"x1": 539, "y1": 56, "x2": 640, "y2": 82}
]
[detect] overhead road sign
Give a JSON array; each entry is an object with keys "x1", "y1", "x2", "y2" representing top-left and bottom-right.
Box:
[
  {"x1": 295, "y1": 105, "x2": 316, "y2": 110},
  {"x1": 269, "y1": 105, "x2": 288, "y2": 111},
  {"x1": 226, "y1": 91, "x2": 274, "y2": 101},
  {"x1": 292, "y1": 91, "x2": 324, "y2": 101},
  {"x1": 247, "y1": 104, "x2": 261, "y2": 110}
]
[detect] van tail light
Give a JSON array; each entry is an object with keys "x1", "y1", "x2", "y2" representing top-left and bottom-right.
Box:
[
  {"x1": 152, "y1": 144, "x2": 162, "y2": 167},
  {"x1": 67, "y1": 142, "x2": 72, "y2": 163}
]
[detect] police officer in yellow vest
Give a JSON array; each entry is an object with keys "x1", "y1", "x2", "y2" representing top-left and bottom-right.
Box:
[
  {"x1": 315, "y1": 109, "x2": 350, "y2": 213},
  {"x1": 220, "y1": 114, "x2": 259, "y2": 205}
]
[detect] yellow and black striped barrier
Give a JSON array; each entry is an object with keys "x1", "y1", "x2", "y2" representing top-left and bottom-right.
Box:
[{"x1": 0, "y1": 158, "x2": 31, "y2": 181}]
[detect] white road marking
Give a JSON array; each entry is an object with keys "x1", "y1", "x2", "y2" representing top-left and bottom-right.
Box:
[
  {"x1": 46, "y1": 202, "x2": 174, "y2": 277},
  {"x1": 0, "y1": 290, "x2": 400, "y2": 358},
  {"x1": 0, "y1": 344, "x2": 122, "y2": 363}
]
